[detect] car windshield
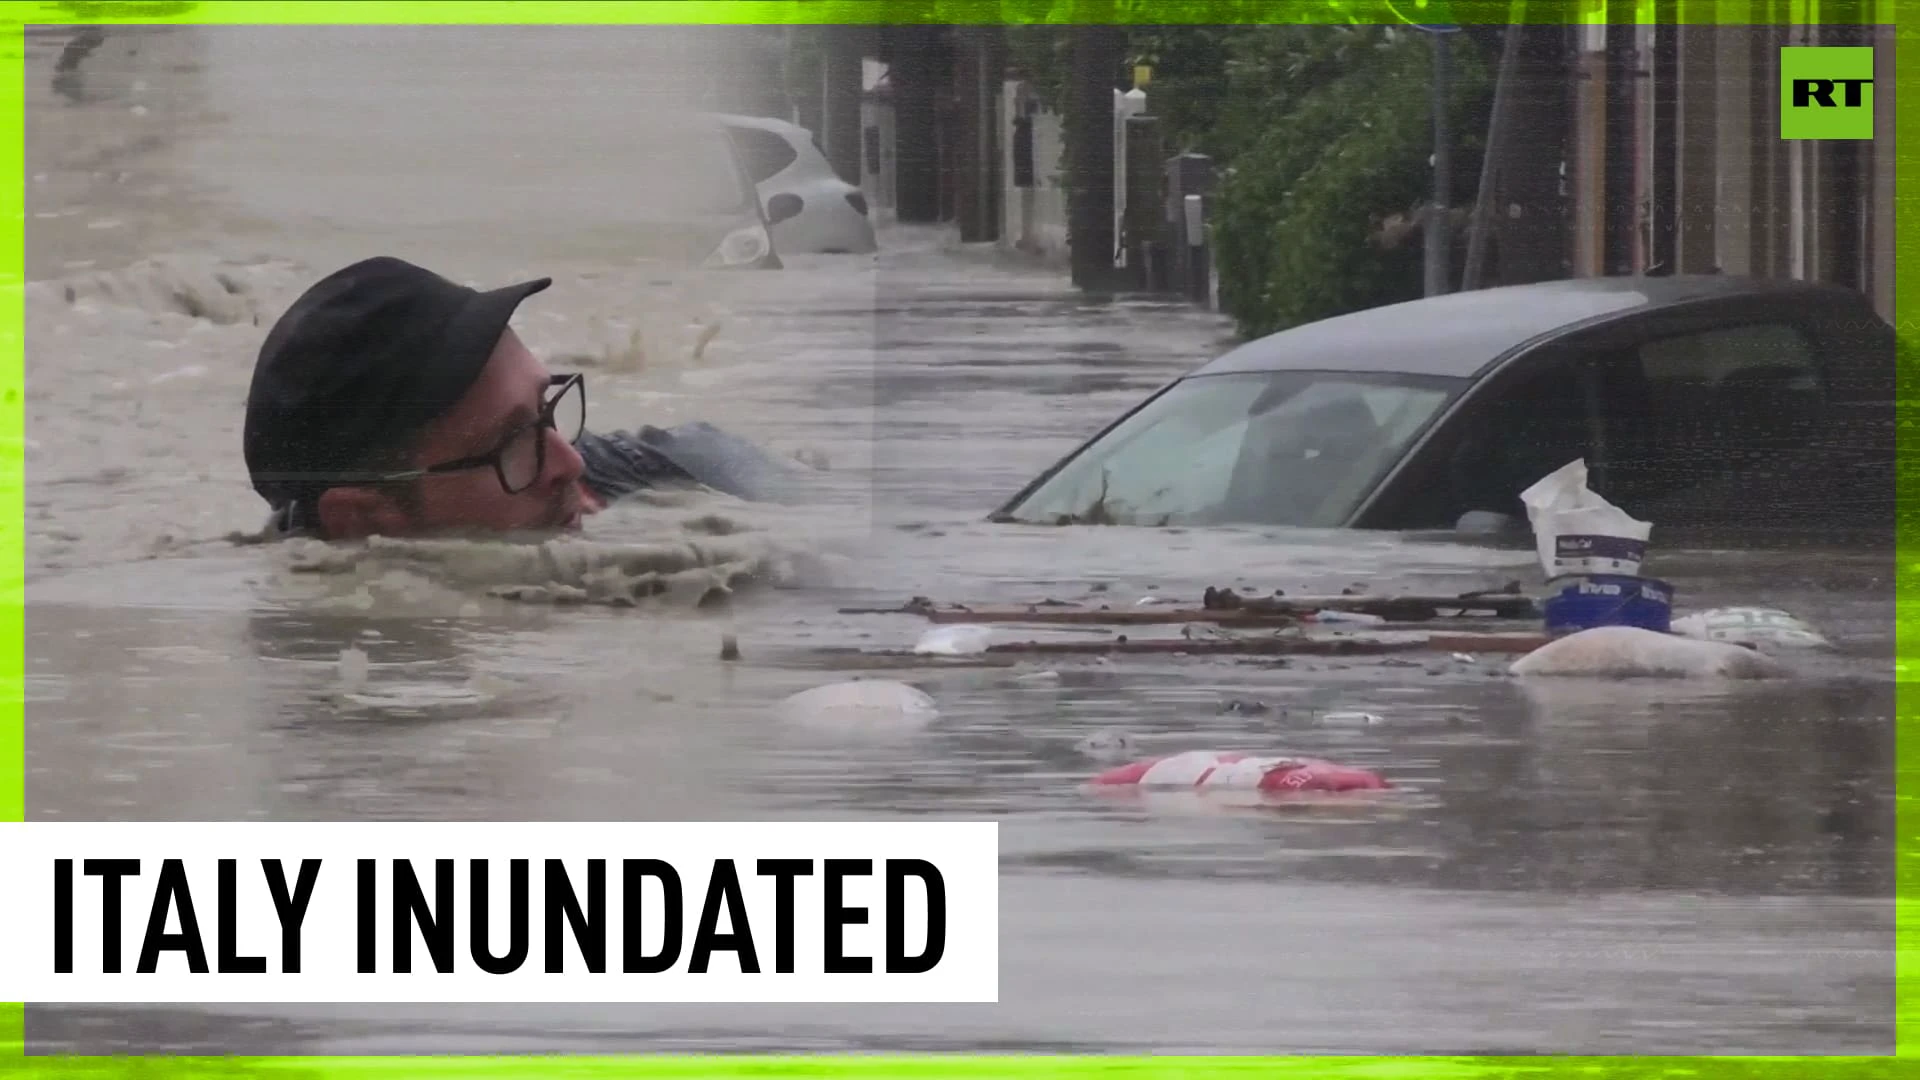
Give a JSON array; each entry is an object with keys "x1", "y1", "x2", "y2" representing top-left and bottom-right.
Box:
[{"x1": 999, "y1": 371, "x2": 1462, "y2": 528}]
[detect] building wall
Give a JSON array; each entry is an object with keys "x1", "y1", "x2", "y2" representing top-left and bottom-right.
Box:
[
  {"x1": 1585, "y1": 22, "x2": 1892, "y2": 321},
  {"x1": 1710, "y1": 23, "x2": 1889, "y2": 317}
]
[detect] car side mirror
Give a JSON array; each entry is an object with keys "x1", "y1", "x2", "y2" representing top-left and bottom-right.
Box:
[
  {"x1": 1455, "y1": 510, "x2": 1520, "y2": 537},
  {"x1": 765, "y1": 193, "x2": 803, "y2": 226}
]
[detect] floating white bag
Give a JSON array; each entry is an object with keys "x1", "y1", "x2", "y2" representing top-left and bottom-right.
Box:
[
  {"x1": 913, "y1": 624, "x2": 994, "y2": 656},
  {"x1": 1519, "y1": 459, "x2": 1654, "y2": 578},
  {"x1": 1669, "y1": 607, "x2": 1832, "y2": 651},
  {"x1": 1509, "y1": 625, "x2": 1790, "y2": 680},
  {"x1": 775, "y1": 679, "x2": 940, "y2": 734}
]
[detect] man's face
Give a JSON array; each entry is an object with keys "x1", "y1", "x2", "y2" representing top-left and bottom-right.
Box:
[
  {"x1": 406, "y1": 329, "x2": 592, "y2": 534},
  {"x1": 317, "y1": 328, "x2": 595, "y2": 539}
]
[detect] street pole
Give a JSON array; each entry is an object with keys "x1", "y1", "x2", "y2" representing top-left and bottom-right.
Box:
[
  {"x1": 1463, "y1": 18, "x2": 1524, "y2": 291},
  {"x1": 1425, "y1": 28, "x2": 1453, "y2": 297},
  {"x1": 1067, "y1": 23, "x2": 1124, "y2": 290}
]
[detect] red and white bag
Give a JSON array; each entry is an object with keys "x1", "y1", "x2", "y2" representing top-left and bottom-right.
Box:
[{"x1": 1089, "y1": 750, "x2": 1388, "y2": 793}]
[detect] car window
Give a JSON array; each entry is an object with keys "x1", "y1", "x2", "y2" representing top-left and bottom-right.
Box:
[
  {"x1": 1043, "y1": 381, "x2": 1254, "y2": 524},
  {"x1": 1003, "y1": 372, "x2": 1455, "y2": 527},
  {"x1": 1637, "y1": 322, "x2": 1819, "y2": 384},
  {"x1": 725, "y1": 126, "x2": 799, "y2": 185},
  {"x1": 1597, "y1": 321, "x2": 1827, "y2": 516}
]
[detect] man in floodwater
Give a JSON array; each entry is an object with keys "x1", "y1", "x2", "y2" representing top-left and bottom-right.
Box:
[{"x1": 245, "y1": 256, "x2": 721, "y2": 540}]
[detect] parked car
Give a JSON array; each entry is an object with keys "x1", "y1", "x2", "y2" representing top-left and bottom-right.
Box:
[
  {"x1": 708, "y1": 112, "x2": 879, "y2": 255},
  {"x1": 624, "y1": 114, "x2": 796, "y2": 271},
  {"x1": 990, "y1": 275, "x2": 1895, "y2": 539}
]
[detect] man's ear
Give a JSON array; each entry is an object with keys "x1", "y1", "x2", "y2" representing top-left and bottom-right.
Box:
[{"x1": 315, "y1": 485, "x2": 414, "y2": 540}]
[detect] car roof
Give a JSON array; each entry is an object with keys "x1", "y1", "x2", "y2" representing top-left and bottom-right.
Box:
[
  {"x1": 704, "y1": 111, "x2": 813, "y2": 140},
  {"x1": 1191, "y1": 274, "x2": 1869, "y2": 379}
]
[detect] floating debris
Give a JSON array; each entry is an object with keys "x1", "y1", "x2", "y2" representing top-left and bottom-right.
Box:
[
  {"x1": 1307, "y1": 609, "x2": 1387, "y2": 626},
  {"x1": 970, "y1": 632, "x2": 1548, "y2": 658},
  {"x1": 1510, "y1": 626, "x2": 1791, "y2": 679},
  {"x1": 1089, "y1": 750, "x2": 1388, "y2": 793},
  {"x1": 775, "y1": 679, "x2": 939, "y2": 733},
  {"x1": 847, "y1": 587, "x2": 1537, "y2": 625},
  {"x1": 808, "y1": 628, "x2": 1548, "y2": 664},
  {"x1": 1669, "y1": 607, "x2": 1833, "y2": 651},
  {"x1": 913, "y1": 624, "x2": 994, "y2": 656},
  {"x1": 336, "y1": 646, "x2": 370, "y2": 691},
  {"x1": 1074, "y1": 730, "x2": 1138, "y2": 759}
]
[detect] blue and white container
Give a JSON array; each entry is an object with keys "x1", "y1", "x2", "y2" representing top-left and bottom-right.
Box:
[
  {"x1": 1551, "y1": 533, "x2": 1648, "y2": 577},
  {"x1": 1542, "y1": 574, "x2": 1674, "y2": 637}
]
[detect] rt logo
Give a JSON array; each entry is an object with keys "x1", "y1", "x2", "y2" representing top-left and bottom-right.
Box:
[{"x1": 1780, "y1": 46, "x2": 1874, "y2": 140}]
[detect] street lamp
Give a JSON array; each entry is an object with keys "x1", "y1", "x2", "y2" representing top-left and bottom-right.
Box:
[{"x1": 1411, "y1": 22, "x2": 1462, "y2": 297}]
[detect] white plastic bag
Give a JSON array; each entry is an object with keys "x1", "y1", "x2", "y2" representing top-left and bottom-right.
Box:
[
  {"x1": 775, "y1": 679, "x2": 940, "y2": 734},
  {"x1": 1670, "y1": 607, "x2": 1832, "y2": 651},
  {"x1": 913, "y1": 624, "x2": 994, "y2": 656},
  {"x1": 1509, "y1": 625, "x2": 1790, "y2": 679},
  {"x1": 1519, "y1": 459, "x2": 1654, "y2": 578}
]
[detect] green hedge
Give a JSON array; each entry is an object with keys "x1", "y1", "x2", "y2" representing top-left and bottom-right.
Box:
[
  {"x1": 1005, "y1": 25, "x2": 1494, "y2": 338},
  {"x1": 1208, "y1": 26, "x2": 1493, "y2": 338}
]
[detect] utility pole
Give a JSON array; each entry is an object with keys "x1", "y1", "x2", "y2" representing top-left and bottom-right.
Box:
[
  {"x1": 821, "y1": 26, "x2": 865, "y2": 185},
  {"x1": 1067, "y1": 22, "x2": 1125, "y2": 290},
  {"x1": 892, "y1": 25, "x2": 940, "y2": 224},
  {"x1": 1423, "y1": 25, "x2": 1459, "y2": 297},
  {"x1": 1463, "y1": 17, "x2": 1524, "y2": 291}
]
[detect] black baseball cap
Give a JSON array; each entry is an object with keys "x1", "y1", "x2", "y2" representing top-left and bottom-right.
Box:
[{"x1": 243, "y1": 256, "x2": 551, "y2": 514}]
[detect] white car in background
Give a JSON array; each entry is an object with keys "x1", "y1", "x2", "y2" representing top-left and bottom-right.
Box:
[{"x1": 709, "y1": 112, "x2": 879, "y2": 256}]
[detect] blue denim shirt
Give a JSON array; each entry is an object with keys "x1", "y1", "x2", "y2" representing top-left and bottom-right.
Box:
[
  {"x1": 577, "y1": 422, "x2": 803, "y2": 505},
  {"x1": 573, "y1": 428, "x2": 698, "y2": 503}
]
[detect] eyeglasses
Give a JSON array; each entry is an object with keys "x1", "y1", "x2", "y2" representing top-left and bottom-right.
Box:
[{"x1": 368, "y1": 373, "x2": 586, "y2": 496}]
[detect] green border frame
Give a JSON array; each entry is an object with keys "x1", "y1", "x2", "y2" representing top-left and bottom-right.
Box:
[{"x1": 0, "y1": 0, "x2": 1910, "y2": 1074}]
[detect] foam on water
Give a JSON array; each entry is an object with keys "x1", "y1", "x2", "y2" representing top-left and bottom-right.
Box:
[
  {"x1": 25, "y1": 254, "x2": 310, "y2": 326},
  {"x1": 267, "y1": 510, "x2": 846, "y2": 616},
  {"x1": 21, "y1": 245, "x2": 867, "y2": 584}
]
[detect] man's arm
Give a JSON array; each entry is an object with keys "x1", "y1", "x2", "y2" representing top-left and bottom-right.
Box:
[
  {"x1": 576, "y1": 422, "x2": 817, "y2": 507},
  {"x1": 574, "y1": 429, "x2": 699, "y2": 505}
]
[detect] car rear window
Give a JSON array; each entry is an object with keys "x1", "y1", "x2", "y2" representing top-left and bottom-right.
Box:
[{"x1": 725, "y1": 126, "x2": 799, "y2": 185}]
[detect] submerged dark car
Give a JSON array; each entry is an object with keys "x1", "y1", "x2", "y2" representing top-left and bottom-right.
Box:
[{"x1": 991, "y1": 275, "x2": 1895, "y2": 537}]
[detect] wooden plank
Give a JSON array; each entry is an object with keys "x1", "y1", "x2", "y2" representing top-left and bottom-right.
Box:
[
  {"x1": 835, "y1": 597, "x2": 1539, "y2": 625},
  {"x1": 815, "y1": 631, "x2": 1549, "y2": 660},
  {"x1": 974, "y1": 634, "x2": 1548, "y2": 657}
]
